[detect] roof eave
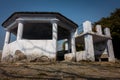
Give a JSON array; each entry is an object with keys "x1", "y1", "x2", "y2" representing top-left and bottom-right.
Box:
[{"x1": 2, "y1": 12, "x2": 78, "y2": 28}]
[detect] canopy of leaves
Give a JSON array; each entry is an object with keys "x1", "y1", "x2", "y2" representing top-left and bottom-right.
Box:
[{"x1": 95, "y1": 8, "x2": 120, "y2": 38}]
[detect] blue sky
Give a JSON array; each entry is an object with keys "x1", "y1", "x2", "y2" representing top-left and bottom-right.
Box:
[{"x1": 0, "y1": 0, "x2": 120, "y2": 50}]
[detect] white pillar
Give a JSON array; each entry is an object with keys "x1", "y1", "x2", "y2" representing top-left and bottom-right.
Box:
[
  {"x1": 96, "y1": 25, "x2": 102, "y2": 35},
  {"x1": 75, "y1": 28, "x2": 78, "y2": 37},
  {"x1": 71, "y1": 30, "x2": 76, "y2": 59},
  {"x1": 64, "y1": 39, "x2": 68, "y2": 51},
  {"x1": 4, "y1": 30, "x2": 11, "y2": 45},
  {"x1": 17, "y1": 21, "x2": 23, "y2": 40},
  {"x1": 83, "y1": 21, "x2": 92, "y2": 33},
  {"x1": 52, "y1": 21, "x2": 58, "y2": 59},
  {"x1": 83, "y1": 21, "x2": 95, "y2": 61},
  {"x1": 68, "y1": 35, "x2": 71, "y2": 53},
  {"x1": 2, "y1": 30, "x2": 11, "y2": 61},
  {"x1": 104, "y1": 28, "x2": 115, "y2": 62}
]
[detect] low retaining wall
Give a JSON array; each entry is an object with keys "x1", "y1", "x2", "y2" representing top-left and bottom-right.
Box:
[{"x1": 1, "y1": 40, "x2": 56, "y2": 62}]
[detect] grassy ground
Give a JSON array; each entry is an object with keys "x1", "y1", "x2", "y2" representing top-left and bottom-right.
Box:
[
  {"x1": 0, "y1": 51, "x2": 120, "y2": 80},
  {"x1": 0, "y1": 61, "x2": 120, "y2": 80}
]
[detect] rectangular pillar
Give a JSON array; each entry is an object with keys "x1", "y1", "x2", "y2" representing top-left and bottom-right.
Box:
[
  {"x1": 4, "y1": 30, "x2": 11, "y2": 45},
  {"x1": 2, "y1": 30, "x2": 11, "y2": 61},
  {"x1": 64, "y1": 39, "x2": 68, "y2": 51},
  {"x1": 96, "y1": 25, "x2": 102, "y2": 35},
  {"x1": 83, "y1": 21, "x2": 95, "y2": 61},
  {"x1": 52, "y1": 22, "x2": 58, "y2": 59},
  {"x1": 17, "y1": 21, "x2": 23, "y2": 40},
  {"x1": 75, "y1": 28, "x2": 78, "y2": 37},
  {"x1": 84, "y1": 35, "x2": 95, "y2": 61},
  {"x1": 83, "y1": 21, "x2": 92, "y2": 33},
  {"x1": 68, "y1": 35, "x2": 71, "y2": 53},
  {"x1": 71, "y1": 31, "x2": 76, "y2": 59},
  {"x1": 104, "y1": 28, "x2": 115, "y2": 62}
]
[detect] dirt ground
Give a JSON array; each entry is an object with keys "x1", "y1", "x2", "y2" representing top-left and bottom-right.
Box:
[
  {"x1": 0, "y1": 51, "x2": 120, "y2": 80},
  {"x1": 0, "y1": 61, "x2": 120, "y2": 80}
]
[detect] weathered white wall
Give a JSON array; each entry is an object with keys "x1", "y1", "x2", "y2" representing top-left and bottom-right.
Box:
[
  {"x1": 83, "y1": 21, "x2": 95, "y2": 61},
  {"x1": 76, "y1": 51, "x2": 86, "y2": 61},
  {"x1": 64, "y1": 51, "x2": 86, "y2": 62},
  {"x1": 2, "y1": 40, "x2": 56, "y2": 61}
]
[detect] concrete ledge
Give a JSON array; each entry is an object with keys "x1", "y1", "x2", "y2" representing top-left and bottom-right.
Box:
[{"x1": 76, "y1": 32, "x2": 111, "y2": 44}]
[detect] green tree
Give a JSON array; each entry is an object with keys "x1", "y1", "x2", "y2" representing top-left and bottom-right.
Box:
[{"x1": 94, "y1": 8, "x2": 120, "y2": 59}]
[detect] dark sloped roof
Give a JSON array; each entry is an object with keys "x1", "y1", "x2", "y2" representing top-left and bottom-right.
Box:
[{"x1": 2, "y1": 12, "x2": 78, "y2": 28}]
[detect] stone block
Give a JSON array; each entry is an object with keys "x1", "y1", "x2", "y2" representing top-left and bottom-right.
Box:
[
  {"x1": 76, "y1": 51, "x2": 86, "y2": 61},
  {"x1": 64, "y1": 53, "x2": 74, "y2": 61},
  {"x1": 14, "y1": 50, "x2": 27, "y2": 61},
  {"x1": 30, "y1": 55, "x2": 50, "y2": 62},
  {"x1": 2, "y1": 54, "x2": 14, "y2": 62}
]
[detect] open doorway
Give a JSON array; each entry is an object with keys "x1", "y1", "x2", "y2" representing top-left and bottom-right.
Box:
[{"x1": 56, "y1": 26, "x2": 70, "y2": 61}]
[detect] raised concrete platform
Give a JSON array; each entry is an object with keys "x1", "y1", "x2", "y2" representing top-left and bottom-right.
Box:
[{"x1": 75, "y1": 32, "x2": 111, "y2": 44}]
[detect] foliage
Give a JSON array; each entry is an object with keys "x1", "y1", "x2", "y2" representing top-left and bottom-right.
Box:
[{"x1": 95, "y1": 8, "x2": 120, "y2": 38}]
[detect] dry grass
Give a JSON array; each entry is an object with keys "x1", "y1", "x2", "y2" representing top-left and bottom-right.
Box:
[
  {"x1": 0, "y1": 61, "x2": 120, "y2": 80},
  {"x1": 0, "y1": 51, "x2": 120, "y2": 79}
]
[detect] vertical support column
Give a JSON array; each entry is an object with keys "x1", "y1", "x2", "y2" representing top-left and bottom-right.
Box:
[
  {"x1": 75, "y1": 28, "x2": 78, "y2": 37},
  {"x1": 96, "y1": 25, "x2": 102, "y2": 35},
  {"x1": 83, "y1": 21, "x2": 95, "y2": 61},
  {"x1": 68, "y1": 35, "x2": 71, "y2": 53},
  {"x1": 104, "y1": 28, "x2": 115, "y2": 62},
  {"x1": 64, "y1": 39, "x2": 68, "y2": 51},
  {"x1": 17, "y1": 21, "x2": 23, "y2": 40},
  {"x1": 83, "y1": 21, "x2": 92, "y2": 33},
  {"x1": 2, "y1": 30, "x2": 11, "y2": 61},
  {"x1": 71, "y1": 30, "x2": 76, "y2": 60},
  {"x1": 4, "y1": 30, "x2": 11, "y2": 45},
  {"x1": 52, "y1": 21, "x2": 58, "y2": 59}
]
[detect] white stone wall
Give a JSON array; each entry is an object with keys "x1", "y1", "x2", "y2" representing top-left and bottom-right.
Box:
[
  {"x1": 2, "y1": 40, "x2": 56, "y2": 61},
  {"x1": 76, "y1": 51, "x2": 86, "y2": 61},
  {"x1": 64, "y1": 51, "x2": 86, "y2": 62}
]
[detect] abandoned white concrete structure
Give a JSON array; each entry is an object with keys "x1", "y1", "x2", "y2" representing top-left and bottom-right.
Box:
[
  {"x1": 1, "y1": 12, "x2": 115, "y2": 62},
  {"x1": 1, "y1": 12, "x2": 77, "y2": 62},
  {"x1": 75, "y1": 21, "x2": 115, "y2": 62}
]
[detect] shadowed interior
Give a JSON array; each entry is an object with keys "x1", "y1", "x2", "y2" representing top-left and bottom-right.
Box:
[{"x1": 11, "y1": 23, "x2": 70, "y2": 40}]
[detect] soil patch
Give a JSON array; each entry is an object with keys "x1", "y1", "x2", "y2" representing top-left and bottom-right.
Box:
[{"x1": 0, "y1": 61, "x2": 120, "y2": 80}]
